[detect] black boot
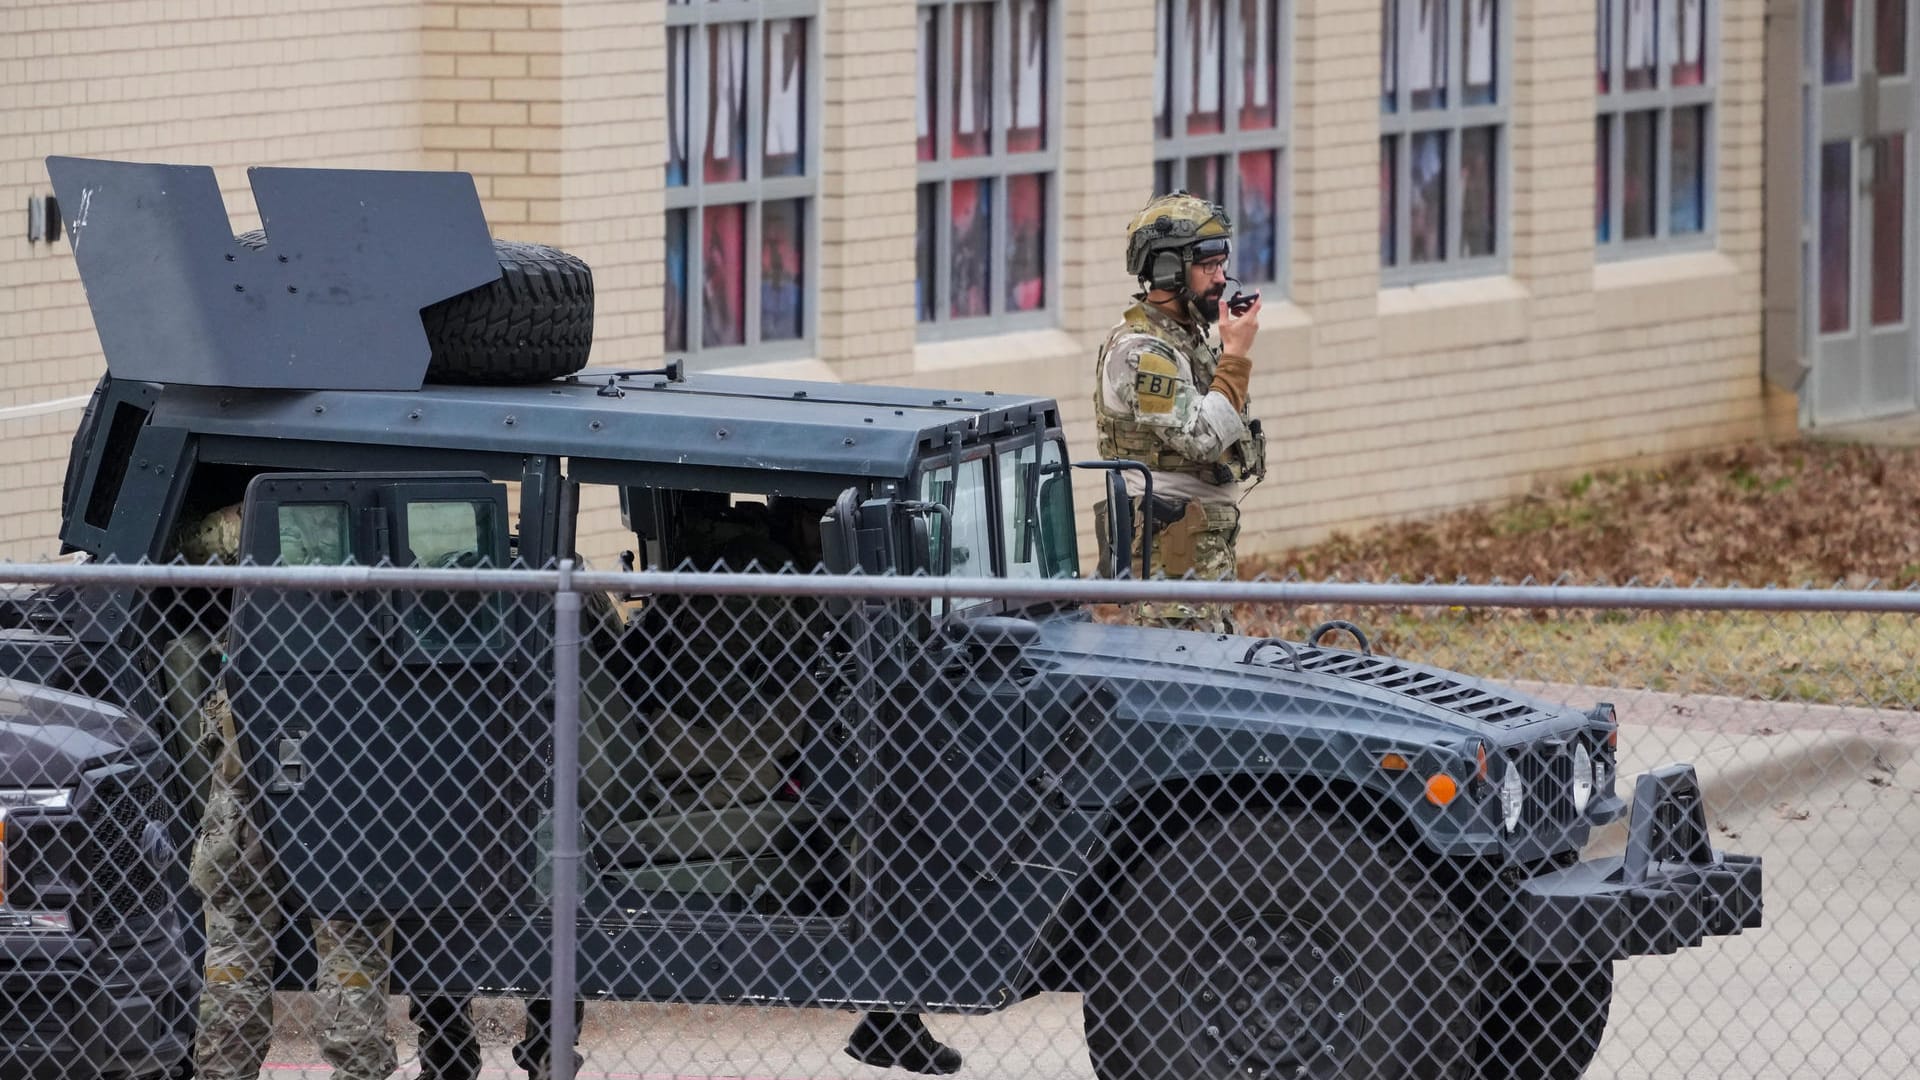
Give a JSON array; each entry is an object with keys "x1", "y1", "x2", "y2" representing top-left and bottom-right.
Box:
[
  {"x1": 511, "y1": 997, "x2": 586, "y2": 1080},
  {"x1": 415, "y1": 995, "x2": 481, "y2": 1080},
  {"x1": 845, "y1": 1012, "x2": 962, "y2": 1076}
]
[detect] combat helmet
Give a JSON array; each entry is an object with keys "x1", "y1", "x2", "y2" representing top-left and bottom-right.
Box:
[{"x1": 1125, "y1": 192, "x2": 1233, "y2": 294}]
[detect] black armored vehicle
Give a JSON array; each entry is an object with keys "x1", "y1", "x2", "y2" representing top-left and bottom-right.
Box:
[{"x1": 0, "y1": 158, "x2": 1761, "y2": 1080}]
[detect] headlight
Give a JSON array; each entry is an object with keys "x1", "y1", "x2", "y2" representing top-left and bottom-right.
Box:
[
  {"x1": 0, "y1": 789, "x2": 72, "y2": 812},
  {"x1": 1499, "y1": 763, "x2": 1525, "y2": 833},
  {"x1": 1571, "y1": 744, "x2": 1594, "y2": 814}
]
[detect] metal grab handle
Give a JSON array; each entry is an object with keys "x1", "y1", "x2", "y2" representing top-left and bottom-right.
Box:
[
  {"x1": 1239, "y1": 637, "x2": 1302, "y2": 672},
  {"x1": 1307, "y1": 620, "x2": 1372, "y2": 654}
]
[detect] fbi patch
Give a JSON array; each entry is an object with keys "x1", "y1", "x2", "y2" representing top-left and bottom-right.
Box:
[{"x1": 1133, "y1": 352, "x2": 1179, "y2": 414}]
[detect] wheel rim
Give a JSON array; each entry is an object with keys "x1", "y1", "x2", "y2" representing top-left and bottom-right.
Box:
[{"x1": 1180, "y1": 916, "x2": 1363, "y2": 1079}]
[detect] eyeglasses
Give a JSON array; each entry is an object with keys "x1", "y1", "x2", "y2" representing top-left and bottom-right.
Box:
[{"x1": 1192, "y1": 255, "x2": 1230, "y2": 274}]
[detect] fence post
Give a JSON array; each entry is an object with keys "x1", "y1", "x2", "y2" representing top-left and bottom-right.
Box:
[{"x1": 551, "y1": 560, "x2": 582, "y2": 1080}]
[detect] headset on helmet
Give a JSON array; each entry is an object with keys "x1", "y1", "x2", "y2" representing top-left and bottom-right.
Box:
[{"x1": 1126, "y1": 192, "x2": 1234, "y2": 294}]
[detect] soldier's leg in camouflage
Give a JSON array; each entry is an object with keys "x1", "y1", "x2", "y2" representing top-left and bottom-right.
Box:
[
  {"x1": 512, "y1": 998, "x2": 585, "y2": 1080},
  {"x1": 1127, "y1": 500, "x2": 1240, "y2": 635},
  {"x1": 414, "y1": 995, "x2": 481, "y2": 1080},
  {"x1": 190, "y1": 770, "x2": 282, "y2": 1080},
  {"x1": 313, "y1": 916, "x2": 400, "y2": 1080},
  {"x1": 1185, "y1": 510, "x2": 1241, "y2": 635}
]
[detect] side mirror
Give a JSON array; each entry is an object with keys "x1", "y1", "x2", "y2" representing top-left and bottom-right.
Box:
[
  {"x1": 1074, "y1": 460, "x2": 1154, "y2": 580},
  {"x1": 898, "y1": 501, "x2": 952, "y2": 577},
  {"x1": 1103, "y1": 471, "x2": 1133, "y2": 579}
]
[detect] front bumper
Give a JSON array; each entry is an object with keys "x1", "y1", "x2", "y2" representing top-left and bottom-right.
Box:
[
  {"x1": 0, "y1": 914, "x2": 198, "y2": 1080},
  {"x1": 1504, "y1": 762, "x2": 1763, "y2": 965}
]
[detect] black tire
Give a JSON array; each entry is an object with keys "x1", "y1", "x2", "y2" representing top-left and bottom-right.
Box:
[
  {"x1": 1085, "y1": 811, "x2": 1477, "y2": 1080},
  {"x1": 236, "y1": 230, "x2": 595, "y2": 385},
  {"x1": 420, "y1": 239, "x2": 594, "y2": 384},
  {"x1": 1475, "y1": 960, "x2": 1613, "y2": 1079}
]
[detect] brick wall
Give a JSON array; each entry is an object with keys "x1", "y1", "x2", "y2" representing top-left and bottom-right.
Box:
[{"x1": 0, "y1": 0, "x2": 1781, "y2": 567}]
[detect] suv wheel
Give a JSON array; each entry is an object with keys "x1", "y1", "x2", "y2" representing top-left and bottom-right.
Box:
[
  {"x1": 1475, "y1": 959, "x2": 1613, "y2": 1079},
  {"x1": 235, "y1": 231, "x2": 595, "y2": 385},
  {"x1": 1084, "y1": 811, "x2": 1477, "y2": 1080}
]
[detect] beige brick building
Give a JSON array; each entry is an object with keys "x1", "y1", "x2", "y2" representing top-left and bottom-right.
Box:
[{"x1": 4, "y1": 1, "x2": 1867, "y2": 567}]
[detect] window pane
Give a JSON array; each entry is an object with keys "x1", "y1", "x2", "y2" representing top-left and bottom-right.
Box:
[
  {"x1": 1381, "y1": 136, "x2": 1398, "y2": 264},
  {"x1": 919, "y1": 7, "x2": 939, "y2": 161},
  {"x1": 1880, "y1": 0, "x2": 1908, "y2": 77},
  {"x1": 1000, "y1": 442, "x2": 1043, "y2": 580},
  {"x1": 1411, "y1": 0, "x2": 1447, "y2": 110},
  {"x1": 1820, "y1": 140, "x2": 1853, "y2": 333},
  {"x1": 1827, "y1": 0, "x2": 1856, "y2": 84},
  {"x1": 953, "y1": 2, "x2": 994, "y2": 158},
  {"x1": 1238, "y1": 0, "x2": 1280, "y2": 130},
  {"x1": 1155, "y1": 159, "x2": 1175, "y2": 195},
  {"x1": 1237, "y1": 149, "x2": 1278, "y2": 282},
  {"x1": 1596, "y1": 118, "x2": 1612, "y2": 242},
  {"x1": 278, "y1": 504, "x2": 351, "y2": 565},
  {"x1": 920, "y1": 457, "x2": 994, "y2": 613},
  {"x1": 1036, "y1": 441, "x2": 1077, "y2": 578},
  {"x1": 1186, "y1": 154, "x2": 1227, "y2": 205},
  {"x1": 1157, "y1": 0, "x2": 1175, "y2": 136},
  {"x1": 1186, "y1": 0, "x2": 1227, "y2": 135},
  {"x1": 1624, "y1": 110, "x2": 1658, "y2": 239},
  {"x1": 1625, "y1": 0, "x2": 1658, "y2": 91},
  {"x1": 1382, "y1": 0, "x2": 1399, "y2": 111},
  {"x1": 764, "y1": 19, "x2": 807, "y2": 178},
  {"x1": 1008, "y1": 173, "x2": 1047, "y2": 313},
  {"x1": 1009, "y1": 0, "x2": 1048, "y2": 152},
  {"x1": 669, "y1": 27, "x2": 691, "y2": 186},
  {"x1": 1672, "y1": 0, "x2": 1705, "y2": 86},
  {"x1": 1410, "y1": 130, "x2": 1446, "y2": 262},
  {"x1": 704, "y1": 22, "x2": 749, "y2": 183},
  {"x1": 1670, "y1": 104, "x2": 1706, "y2": 235},
  {"x1": 1872, "y1": 134, "x2": 1905, "y2": 326},
  {"x1": 1461, "y1": 126, "x2": 1496, "y2": 257},
  {"x1": 917, "y1": 183, "x2": 937, "y2": 323},
  {"x1": 762, "y1": 199, "x2": 805, "y2": 341},
  {"x1": 702, "y1": 203, "x2": 746, "y2": 348},
  {"x1": 666, "y1": 209, "x2": 689, "y2": 352},
  {"x1": 951, "y1": 178, "x2": 994, "y2": 319},
  {"x1": 1464, "y1": 0, "x2": 1497, "y2": 106},
  {"x1": 406, "y1": 501, "x2": 488, "y2": 568},
  {"x1": 1598, "y1": 0, "x2": 1611, "y2": 92}
]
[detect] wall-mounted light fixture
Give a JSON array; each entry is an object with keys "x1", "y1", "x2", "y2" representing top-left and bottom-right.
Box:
[{"x1": 26, "y1": 195, "x2": 61, "y2": 244}]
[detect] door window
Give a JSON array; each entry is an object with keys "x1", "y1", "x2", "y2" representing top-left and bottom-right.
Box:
[
  {"x1": 276, "y1": 503, "x2": 352, "y2": 565},
  {"x1": 400, "y1": 497, "x2": 507, "y2": 651},
  {"x1": 920, "y1": 456, "x2": 994, "y2": 613},
  {"x1": 999, "y1": 439, "x2": 1079, "y2": 581}
]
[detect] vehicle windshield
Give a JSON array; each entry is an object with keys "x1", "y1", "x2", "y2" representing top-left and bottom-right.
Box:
[{"x1": 918, "y1": 437, "x2": 1078, "y2": 614}]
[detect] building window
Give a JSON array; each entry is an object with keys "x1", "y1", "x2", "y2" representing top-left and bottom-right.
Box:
[
  {"x1": 1152, "y1": 0, "x2": 1290, "y2": 290},
  {"x1": 666, "y1": 1, "x2": 818, "y2": 365},
  {"x1": 1596, "y1": 0, "x2": 1715, "y2": 255},
  {"x1": 1379, "y1": 0, "x2": 1508, "y2": 282},
  {"x1": 915, "y1": 0, "x2": 1059, "y2": 335}
]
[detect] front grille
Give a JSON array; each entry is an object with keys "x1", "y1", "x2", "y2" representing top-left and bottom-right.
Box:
[
  {"x1": 1294, "y1": 648, "x2": 1556, "y2": 729},
  {"x1": 1518, "y1": 746, "x2": 1576, "y2": 829},
  {"x1": 77, "y1": 771, "x2": 171, "y2": 942}
]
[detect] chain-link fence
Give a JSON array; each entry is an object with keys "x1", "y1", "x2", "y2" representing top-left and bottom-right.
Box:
[{"x1": 1, "y1": 563, "x2": 1912, "y2": 1080}]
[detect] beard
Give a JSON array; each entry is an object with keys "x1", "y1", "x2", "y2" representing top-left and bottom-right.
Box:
[{"x1": 1192, "y1": 286, "x2": 1226, "y2": 324}]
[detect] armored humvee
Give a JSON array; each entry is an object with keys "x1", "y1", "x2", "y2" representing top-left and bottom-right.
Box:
[{"x1": 0, "y1": 158, "x2": 1761, "y2": 1080}]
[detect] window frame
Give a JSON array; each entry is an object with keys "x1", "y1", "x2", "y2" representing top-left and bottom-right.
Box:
[
  {"x1": 1379, "y1": 0, "x2": 1513, "y2": 285},
  {"x1": 1152, "y1": 0, "x2": 1295, "y2": 294},
  {"x1": 665, "y1": 0, "x2": 824, "y2": 369},
  {"x1": 1595, "y1": 0, "x2": 1720, "y2": 259},
  {"x1": 915, "y1": 0, "x2": 1065, "y2": 341}
]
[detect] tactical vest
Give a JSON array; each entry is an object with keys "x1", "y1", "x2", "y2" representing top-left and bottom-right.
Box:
[{"x1": 1094, "y1": 303, "x2": 1266, "y2": 485}]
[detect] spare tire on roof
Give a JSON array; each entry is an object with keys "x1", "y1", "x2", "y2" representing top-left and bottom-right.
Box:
[{"x1": 235, "y1": 231, "x2": 595, "y2": 385}]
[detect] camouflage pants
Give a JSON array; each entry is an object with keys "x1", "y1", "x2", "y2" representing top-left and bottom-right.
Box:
[
  {"x1": 1095, "y1": 496, "x2": 1240, "y2": 635},
  {"x1": 189, "y1": 692, "x2": 398, "y2": 1080}
]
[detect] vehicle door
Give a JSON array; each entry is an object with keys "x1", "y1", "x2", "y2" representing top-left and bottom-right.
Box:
[
  {"x1": 867, "y1": 443, "x2": 1078, "y2": 1003},
  {"x1": 225, "y1": 471, "x2": 523, "y2": 916}
]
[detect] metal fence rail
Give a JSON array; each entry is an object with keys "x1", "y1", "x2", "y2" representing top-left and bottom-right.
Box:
[{"x1": 0, "y1": 563, "x2": 1909, "y2": 1080}]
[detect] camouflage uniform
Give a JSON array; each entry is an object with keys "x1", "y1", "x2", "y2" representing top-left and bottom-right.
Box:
[
  {"x1": 1094, "y1": 298, "x2": 1264, "y2": 634},
  {"x1": 178, "y1": 505, "x2": 405, "y2": 1080}
]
